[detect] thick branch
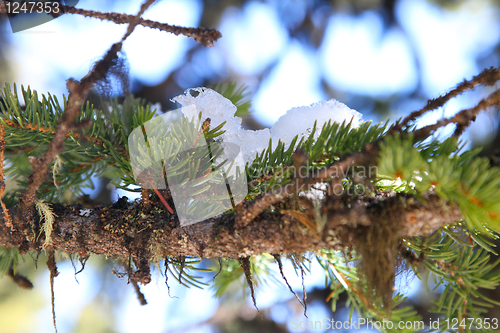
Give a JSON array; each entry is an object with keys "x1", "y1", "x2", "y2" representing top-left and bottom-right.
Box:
[{"x1": 0, "y1": 195, "x2": 462, "y2": 259}]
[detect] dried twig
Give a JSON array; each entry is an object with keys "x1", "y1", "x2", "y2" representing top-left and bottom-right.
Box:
[
  {"x1": 0, "y1": 1, "x2": 221, "y2": 47},
  {"x1": 236, "y1": 192, "x2": 285, "y2": 227},
  {"x1": 413, "y1": 89, "x2": 500, "y2": 140},
  {"x1": 395, "y1": 67, "x2": 500, "y2": 131},
  {"x1": 18, "y1": 0, "x2": 157, "y2": 227},
  {"x1": 272, "y1": 254, "x2": 306, "y2": 310},
  {"x1": 131, "y1": 278, "x2": 148, "y2": 305},
  {"x1": 56, "y1": 4, "x2": 222, "y2": 47},
  {"x1": 126, "y1": 260, "x2": 148, "y2": 305},
  {"x1": 47, "y1": 251, "x2": 59, "y2": 333},
  {"x1": 7, "y1": 268, "x2": 33, "y2": 290},
  {"x1": 236, "y1": 144, "x2": 378, "y2": 228},
  {"x1": 121, "y1": 0, "x2": 157, "y2": 42}
]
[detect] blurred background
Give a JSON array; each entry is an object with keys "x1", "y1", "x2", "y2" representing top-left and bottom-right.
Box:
[{"x1": 1, "y1": 0, "x2": 500, "y2": 332}]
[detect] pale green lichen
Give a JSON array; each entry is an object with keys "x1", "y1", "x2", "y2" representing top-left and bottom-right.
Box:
[{"x1": 36, "y1": 200, "x2": 57, "y2": 251}]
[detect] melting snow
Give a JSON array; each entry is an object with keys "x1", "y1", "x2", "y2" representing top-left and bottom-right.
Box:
[
  {"x1": 271, "y1": 99, "x2": 363, "y2": 144},
  {"x1": 171, "y1": 87, "x2": 363, "y2": 165}
]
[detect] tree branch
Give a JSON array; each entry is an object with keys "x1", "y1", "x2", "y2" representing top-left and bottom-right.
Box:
[
  {"x1": 0, "y1": 2, "x2": 222, "y2": 47},
  {"x1": 413, "y1": 88, "x2": 500, "y2": 140},
  {"x1": 393, "y1": 66, "x2": 500, "y2": 133},
  {"x1": 57, "y1": 4, "x2": 222, "y2": 47},
  {"x1": 16, "y1": 0, "x2": 155, "y2": 230},
  {"x1": 0, "y1": 194, "x2": 462, "y2": 261}
]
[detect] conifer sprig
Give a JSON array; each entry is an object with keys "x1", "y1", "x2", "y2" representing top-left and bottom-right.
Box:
[{"x1": 0, "y1": 84, "x2": 157, "y2": 202}]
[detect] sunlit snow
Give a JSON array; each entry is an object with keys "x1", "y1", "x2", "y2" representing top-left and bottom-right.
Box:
[{"x1": 172, "y1": 88, "x2": 363, "y2": 165}]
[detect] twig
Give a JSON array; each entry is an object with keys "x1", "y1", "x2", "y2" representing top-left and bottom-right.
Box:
[
  {"x1": 125, "y1": 259, "x2": 148, "y2": 305},
  {"x1": 452, "y1": 123, "x2": 467, "y2": 139},
  {"x1": 56, "y1": 4, "x2": 222, "y2": 47},
  {"x1": 0, "y1": 1, "x2": 221, "y2": 47},
  {"x1": 151, "y1": 182, "x2": 174, "y2": 214},
  {"x1": 236, "y1": 144, "x2": 378, "y2": 228},
  {"x1": 121, "y1": 0, "x2": 157, "y2": 42},
  {"x1": 395, "y1": 67, "x2": 500, "y2": 132},
  {"x1": 312, "y1": 144, "x2": 378, "y2": 181},
  {"x1": 272, "y1": 254, "x2": 306, "y2": 310},
  {"x1": 18, "y1": 0, "x2": 156, "y2": 226},
  {"x1": 238, "y1": 257, "x2": 261, "y2": 316},
  {"x1": 0, "y1": 194, "x2": 462, "y2": 258},
  {"x1": 1, "y1": 118, "x2": 129, "y2": 158},
  {"x1": 47, "y1": 251, "x2": 59, "y2": 333},
  {"x1": 413, "y1": 88, "x2": 500, "y2": 140},
  {"x1": 131, "y1": 278, "x2": 148, "y2": 305},
  {"x1": 235, "y1": 191, "x2": 286, "y2": 228}
]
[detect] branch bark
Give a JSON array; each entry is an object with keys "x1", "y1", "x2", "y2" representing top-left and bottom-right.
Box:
[{"x1": 0, "y1": 194, "x2": 462, "y2": 260}]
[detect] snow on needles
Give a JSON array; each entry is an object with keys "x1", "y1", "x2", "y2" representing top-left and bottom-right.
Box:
[
  {"x1": 271, "y1": 99, "x2": 363, "y2": 144},
  {"x1": 171, "y1": 87, "x2": 363, "y2": 165}
]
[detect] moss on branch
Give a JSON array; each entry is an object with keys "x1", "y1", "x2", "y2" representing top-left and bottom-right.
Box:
[{"x1": 0, "y1": 194, "x2": 461, "y2": 261}]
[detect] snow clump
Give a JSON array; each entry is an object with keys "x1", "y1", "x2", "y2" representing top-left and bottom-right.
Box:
[
  {"x1": 171, "y1": 88, "x2": 363, "y2": 165},
  {"x1": 271, "y1": 99, "x2": 363, "y2": 145}
]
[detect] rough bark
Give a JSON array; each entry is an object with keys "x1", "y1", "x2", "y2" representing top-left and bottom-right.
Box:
[{"x1": 0, "y1": 194, "x2": 462, "y2": 260}]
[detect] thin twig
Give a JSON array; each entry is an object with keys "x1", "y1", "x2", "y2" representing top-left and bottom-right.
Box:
[
  {"x1": 47, "y1": 251, "x2": 59, "y2": 333},
  {"x1": 18, "y1": 0, "x2": 156, "y2": 225},
  {"x1": 272, "y1": 254, "x2": 306, "y2": 310},
  {"x1": 126, "y1": 259, "x2": 148, "y2": 305},
  {"x1": 131, "y1": 278, "x2": 148, "y2": 305},
  {"x1": 56, "y1": 4, "x2": 222, "y2": 47},
  {"x1": 413, "y1": 89, "x2": 500, "y2": 140},
  {"x1": 235, "y1": 192, "x2": 285, "y2": 227},
  {"x1": 121, "y1": 0, "x2": 157, "y2": 42},
  {"x1": 395, "y1": 67, "x2": 500, "y2": 132},
  {"x1": 452, "y1": 123, "x2": 467, "y2": 139},
  {"x1": 0, "y1": 1, "x2": 221, "y2": 46},
  {"x1": 7, "y1": 268, "x2": 33, "y2": 289},
  {"x1": 236, "y1": 144, "x2": 378, "y2": 228}
]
